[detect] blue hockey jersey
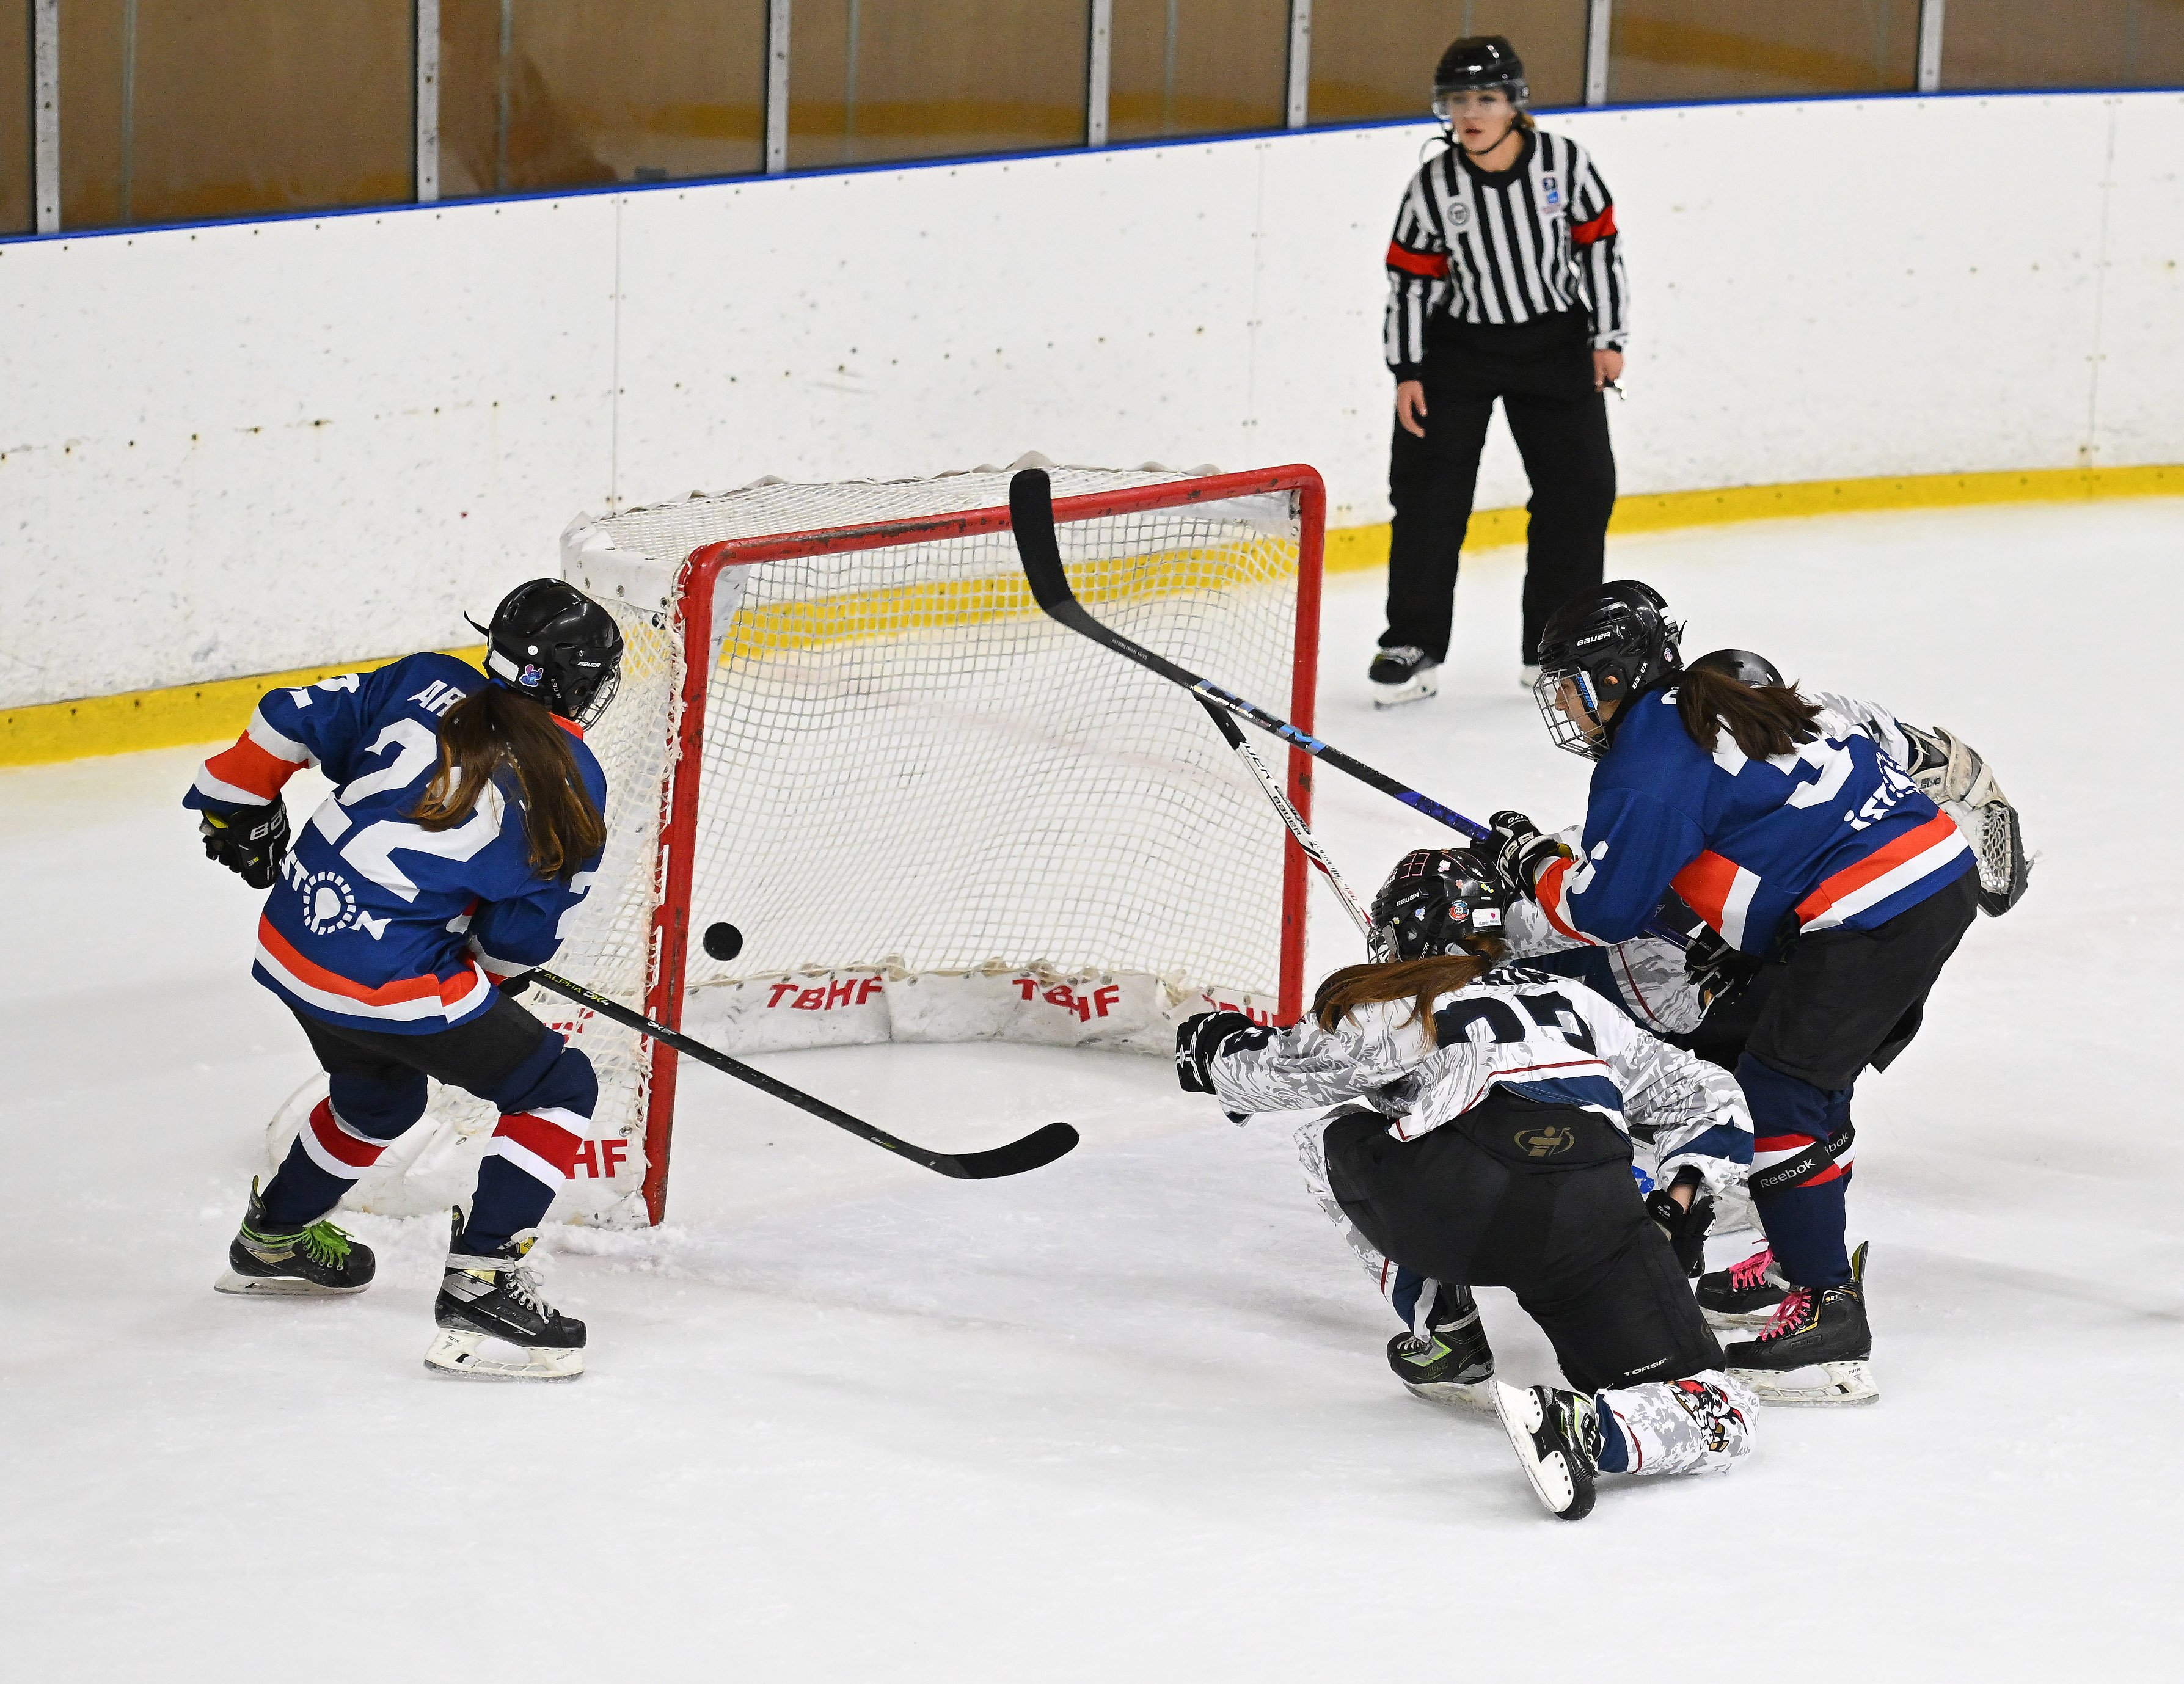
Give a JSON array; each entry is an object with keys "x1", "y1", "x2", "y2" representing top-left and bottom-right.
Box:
[
  {"x1": 184, "y1": 653, "x2": 607, "y2": 1036},
  {"x1": 1535, "y1": 683, "x2": 1971, "y2": 955}
]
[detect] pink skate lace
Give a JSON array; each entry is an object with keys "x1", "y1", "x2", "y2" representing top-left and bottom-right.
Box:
[
  {"x1": 1728, "y1": 1247, "x2": 1773, "y2": 1289},
  {"x1": 1755, "y1": 1286, "x2": 1815, "y2": 1341}
]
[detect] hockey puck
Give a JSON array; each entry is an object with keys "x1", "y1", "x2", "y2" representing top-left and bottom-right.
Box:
[{"x1": 702, "y1": 922, "x2": 744, "y2": 961}]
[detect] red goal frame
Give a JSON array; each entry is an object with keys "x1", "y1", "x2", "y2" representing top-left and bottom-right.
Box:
[{"x1": 628, "y1": 465, "x2": 1326, "y2": 1222}]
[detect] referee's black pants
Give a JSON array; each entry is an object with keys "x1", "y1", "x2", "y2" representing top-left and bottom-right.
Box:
[
  {"x1": 1383, "y1": 311, "x2": 1616, "y2": 665},
  {"x1": 1321, "y1": 1092, "x2": 1721, "y2": 1394}
]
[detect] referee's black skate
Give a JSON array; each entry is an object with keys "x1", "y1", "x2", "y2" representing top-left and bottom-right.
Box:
[
  {"x1": 1696, "y1": 1244, "x2": 1791, "y2": 1330},
  {"x1": 1725, "y1": 1242, "x2": 1875, "y2": 1407},
  {"x1": 1491, "y1": 1383, "x2": 1602, "y2": 1521},
  {"x1": 1387, "y1": 1287, "x2": 1495, "y2": 1412},
  {"x1": 214, "y1": 1179, "x2": 375, "y2": 1296},
  {"x1": 1368, "y1": 645, "x2": 1439, "y2": 708},
  {"x1": 425, "y1": 1212, "x2": 586, "y2": 1382}
]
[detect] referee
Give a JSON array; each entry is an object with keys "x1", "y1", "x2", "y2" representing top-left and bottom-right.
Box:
[{"x1": 1370, "y1": 36, "x2": 1627, "y2": 707}]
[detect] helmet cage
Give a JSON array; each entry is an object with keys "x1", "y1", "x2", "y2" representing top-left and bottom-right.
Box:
[{"x1": 1532, "y1": 663, "x2": 1607, "y2": 760}]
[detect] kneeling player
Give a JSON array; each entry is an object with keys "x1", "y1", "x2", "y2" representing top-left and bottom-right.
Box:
[
  {"x1": 187, "y1": 581, "x2": 621, "y2": 1380},
  {"x1": 1176, "y1": 848, "x2": 1758, "y2": 1521}
]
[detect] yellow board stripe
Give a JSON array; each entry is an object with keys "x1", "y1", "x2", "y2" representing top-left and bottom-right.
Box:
[
  {"x1": 1322, "y1": 462, "x2": 2184, "y2": 574},
  {"x1": 5, "y1": 461, "x2": 2177, "y2": 768},
  {"x1": 1, "y1": 647, "x2": 486, "y2": 770},
  {"x1": 719, "y1": 541, "x2": 1287, "y2": 657}
]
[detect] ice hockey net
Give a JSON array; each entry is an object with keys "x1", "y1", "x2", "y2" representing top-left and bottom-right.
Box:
[{"x1": 271, "y1": 464, "x2": 1324, "y2": 1226}]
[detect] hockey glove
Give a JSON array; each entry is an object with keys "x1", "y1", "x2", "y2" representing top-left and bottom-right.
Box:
[
  {"x1": 1485, "y1": 811, "x2": 1567, "y2": 902},
  {"x1": 199, "y1": 800, "x2": 290, "y2": 890},
  {"x1": 1684, "y1": 929, "x2": 1761, "y2": 1013},
  {"x1": 1646, "y1": 1179, "x2": 1715, "y2": 1278},
  {"x1": 1175, "y1": 1010, "x2": 1257, "y2": 1095}
]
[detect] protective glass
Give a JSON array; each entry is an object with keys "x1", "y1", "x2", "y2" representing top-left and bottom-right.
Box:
[{"x1": 1532, "y1": 666, "x2": 1607, "y2": 760}]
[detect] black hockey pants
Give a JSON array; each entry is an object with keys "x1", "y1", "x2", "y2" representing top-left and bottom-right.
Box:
[
  {"x1": 1321, "y1": 1092, "x2": 1722, "y2": 1393},
  {"x1": 1384, "y1": 310, "x2": 1616, "y2": 665},
  {"x1": 1733, "y1": 866, "x2": 1981, "y2": 1289}
]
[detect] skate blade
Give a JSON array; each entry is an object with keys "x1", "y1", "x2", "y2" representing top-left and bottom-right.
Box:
[
  {"x1": 1729, "y1": 1359, "x2": 1878, "y2": 1408},
  {"x1": 1489, "y1": 1381, "x2": 1587, "y2": 1520},
  {"x1": 214, "y1": 1269, "x2": 368, "y2": 1297},
  {"x1": 1401, "y1": 1376, "x2": 1499, "y2": 1416},
  {"x1": 1370, "y1": 674, "x2": 1438, "y2": 709},
  {"x1": 422, "y1": 1329, "x2": 584, "y2": 1382}
]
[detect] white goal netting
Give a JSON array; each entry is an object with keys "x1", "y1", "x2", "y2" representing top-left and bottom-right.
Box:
[{"x1": 276, "y1": 463, "x2": 1318, "y2": 1226}]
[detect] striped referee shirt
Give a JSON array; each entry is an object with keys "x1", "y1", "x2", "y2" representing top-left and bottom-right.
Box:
[{"x1": 1384, "y1": 128, "x2": 1629, "y2": 379}]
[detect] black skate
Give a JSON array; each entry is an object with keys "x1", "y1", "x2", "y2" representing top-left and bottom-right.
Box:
[
  {"x1": 425, "y1": 1212, "x2": 586, "y2": 1382},
  {"x1": 1725, "y1": 1242, "x2": 1875, "y2": 1406},
  {"x1": 1696, "y1": 1244, "x2": 1791, "y2": 1330},
  {"x1": 1492, "y1": 1383, "x2": 1602, "y2": 1521},
  {"x1": 214, "y1": 1179, "x2": 374, "y2": 1296},
  {"x1": 1387, "y1": 1287, "x2": 1495, "y2": 1412},
  {"x1": 1369, "y1": 645, "x2": 1439, "y2": 708}
]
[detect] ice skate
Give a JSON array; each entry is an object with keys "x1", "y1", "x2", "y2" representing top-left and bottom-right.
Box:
[
  {"x1": 1369, "y1": 645, "x2": 1439, "y2": 707},
  {"x1": 1492, "y1": 1382, "x2": 1601, "y2": 1521},
  {"x1": 424, "y1": 1212, "x2": 586, "y2": 1382},
  {"x1": 1725, "y1": 1242, "x2": 1876, "y2": 1406},
  {"x1": 214, "y1": 1179, "x2": 374, "y2": 1296},
  {"x1": 1387, "y1": 1289, "x2": 1495, "y2": 1412},
  {"x1": 1696, "y1": 1244, "x2": 1791, "y2": 1330}
]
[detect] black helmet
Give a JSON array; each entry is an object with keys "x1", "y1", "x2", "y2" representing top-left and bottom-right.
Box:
[
  {"x1": 1532, "y1": 582, "x2": 1685, "y2": 760},
  {"x1": 1690, "y1": 647, "x2": 1784, "y2": 688},
  {"x1": 478, "y1": 580, "x2": 624, "y2": 727},
  {"x1": 1433, "y1": 35, "x2": 1528, "y2": 109},
  {"x1": 1371, "y1": 847, "x2": 1512, "y2": 961}
]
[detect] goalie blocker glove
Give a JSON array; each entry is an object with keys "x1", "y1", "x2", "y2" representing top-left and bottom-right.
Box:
[{"x1": 199, "y1": 799, "x2": 290, "y2": 889}]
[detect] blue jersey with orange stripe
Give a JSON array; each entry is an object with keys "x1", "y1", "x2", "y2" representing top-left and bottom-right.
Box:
[
  {"x1": 1534, "y1": 683, "x2": 1972, "y2": 955},
  {"x1": 184, "y1": 652, "x2": 607, "y2": 1037}
]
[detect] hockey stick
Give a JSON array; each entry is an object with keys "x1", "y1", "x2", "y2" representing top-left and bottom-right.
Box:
[
  {"x1": 529, "y1": 971, "x2": 1079, "y2": 1180},
  {"x1": 1191, "y1": 694, "x2": 1382, "y2": 953},
  {"x1": 1010, "y1": 468, "x2": 1692, "y2": 952},
  {"x1": 1009, "y1": 468, "x2": 1489, "y2": 842}
]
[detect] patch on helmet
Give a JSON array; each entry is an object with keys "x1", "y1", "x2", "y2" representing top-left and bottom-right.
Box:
[{"x1": 519, "y1": 663, "x2": 546, "y2": 687}]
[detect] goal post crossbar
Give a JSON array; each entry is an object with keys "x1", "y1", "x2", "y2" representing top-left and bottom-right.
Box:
[{"x1": 630, "y1": 465, "x2": 1327, "y2": 1223}]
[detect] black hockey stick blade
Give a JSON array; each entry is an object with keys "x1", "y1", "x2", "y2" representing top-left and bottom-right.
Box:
[{"x1": 530, "y1": 971, "x2": 1079, "y2": 1180}]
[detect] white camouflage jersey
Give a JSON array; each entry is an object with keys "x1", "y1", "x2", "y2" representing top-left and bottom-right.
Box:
[{"x1": 1210, "y1": 963, "x2": 1753, "y2": 1198}]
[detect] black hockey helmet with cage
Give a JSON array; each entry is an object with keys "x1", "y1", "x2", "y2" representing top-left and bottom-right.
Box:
[
  {"x1": 1690, "y1": 647, "x2": 1784, "y2": 688},
  {"x1": 1371, "y1": 847, "x2": 1513, "y2": 961},
  {"x1": 1532, "y1": 582, "x2": 1685, "y2": 760},
  {"x1": 475, "y1": 580, "x2": 624, "y2": 727},
  {"x1": 1434, "y1": 36, "x2": 1528, "y2": 110}
]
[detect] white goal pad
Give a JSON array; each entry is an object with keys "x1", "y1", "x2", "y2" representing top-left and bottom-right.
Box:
[{"x1": 271, "y1": 461, "x2": 1328, "y2": 1226}]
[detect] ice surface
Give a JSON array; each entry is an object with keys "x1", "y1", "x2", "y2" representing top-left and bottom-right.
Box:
[{"x1": 4, "y1": 503, "x2": 2181, "y2": 1679}]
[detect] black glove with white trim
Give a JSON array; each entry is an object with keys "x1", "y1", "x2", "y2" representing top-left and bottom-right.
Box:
[
  {"x1": 199, "y1": 800, "x2": 290, "y2": 890},
  {"x1": 1646, "y1": 1173, "x2": 1715, "y2": 1278},
  {"x1": 1175, "y1": 1010, "x2": 1258, "y2": 1095},
  {"x1": 1485, "y1": 810, "x2": 1566, "y2": 902}
]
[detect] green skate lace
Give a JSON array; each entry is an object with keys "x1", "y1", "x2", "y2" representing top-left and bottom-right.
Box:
[{"x1": 296, "y1": 1220, "x2": 354, "y2": 1267}]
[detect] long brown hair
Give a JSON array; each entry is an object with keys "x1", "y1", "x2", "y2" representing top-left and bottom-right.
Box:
[
  {"x1": 1312, "y1": 944, "x2": 1506, "y2": 1044},
  {"x1": 1674, "y1": 665, "x2": 1824, "y2": 762},
  {"x1": 410, "y1": 685, "x2": 605, "y2": 881}
]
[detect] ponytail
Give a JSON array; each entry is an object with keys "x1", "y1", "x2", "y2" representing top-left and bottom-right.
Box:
[
  {"x1": 1311, "y1": 946, "x2": 1507, "y2": 1043},
  {"x1": 410, "y1": 685, "x2": 605, "y2": 881},
  {"x1": 1674, "y1": 666, "x2": 1825, "y2": 762}
]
